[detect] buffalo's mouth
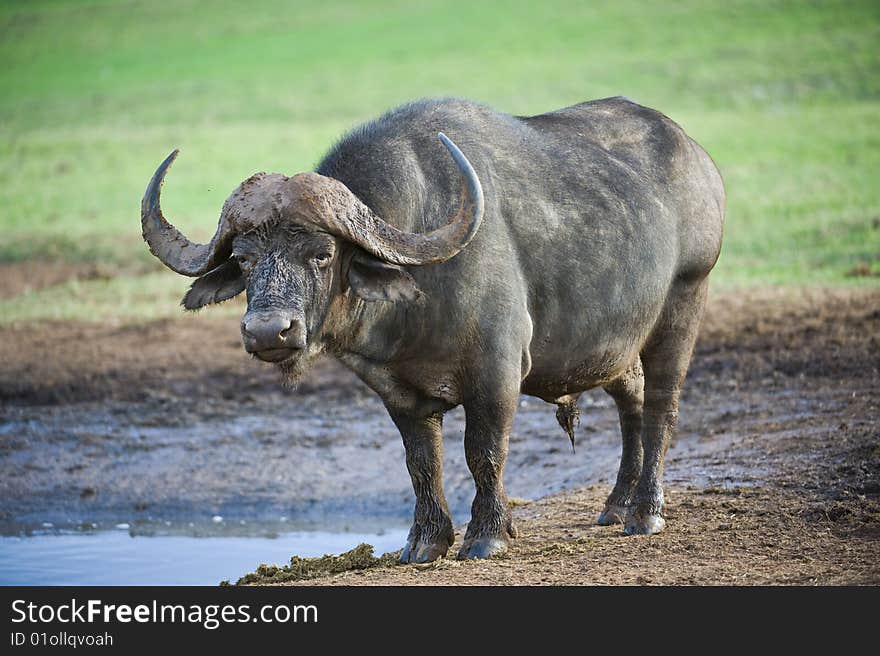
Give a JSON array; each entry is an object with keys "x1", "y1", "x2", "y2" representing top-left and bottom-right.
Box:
[{"x1": 252, "y1": 348, "x2": 296, "y2": 363}]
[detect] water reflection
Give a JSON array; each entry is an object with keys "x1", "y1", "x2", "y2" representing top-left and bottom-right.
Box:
[{"x1": 0, "y1": 528, "x2": 409, "y2": 585}]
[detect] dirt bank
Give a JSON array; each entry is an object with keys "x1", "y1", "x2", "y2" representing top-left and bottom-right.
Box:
[
  {"x1": 1, "y1": 287, "x2": 878, "y2": 583},
  {"x1": 248, "y1": 482, "x2": 879, "y2": 585}
]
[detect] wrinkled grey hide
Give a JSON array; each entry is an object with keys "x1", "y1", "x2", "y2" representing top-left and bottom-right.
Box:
[{"x1": 143, "y1": 97, "x2": 724, "y2": 562}]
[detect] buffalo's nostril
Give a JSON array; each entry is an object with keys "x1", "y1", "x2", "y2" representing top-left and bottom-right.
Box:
[{"x1": 282, "y1": 318, "x2": 307, "y2": 350}]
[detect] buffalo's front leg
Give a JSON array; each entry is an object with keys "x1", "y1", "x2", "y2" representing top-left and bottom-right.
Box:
[
  {"x1": 388, "y1": 409, "x2": 454, "y2": 563},
  {"x1": 459, "y1": 392, "x2": 519, "y2": 559}
]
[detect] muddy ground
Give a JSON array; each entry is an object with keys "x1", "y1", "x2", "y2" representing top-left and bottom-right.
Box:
[{"x1": 1, "y1": 286, "x2": 878, "y2": 584}]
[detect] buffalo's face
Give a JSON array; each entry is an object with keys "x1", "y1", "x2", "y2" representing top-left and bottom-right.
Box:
[
  {"x1": 234, "y1": 225, "x2": 337, "y2": 374},
  {"x1": 140, "y1": 134, "x2": 484, "y2": 382}
]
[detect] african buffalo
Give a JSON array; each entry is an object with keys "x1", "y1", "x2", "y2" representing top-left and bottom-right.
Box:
[{"x1": 141, "y1": 96, "x2": 724, "y2": 561}]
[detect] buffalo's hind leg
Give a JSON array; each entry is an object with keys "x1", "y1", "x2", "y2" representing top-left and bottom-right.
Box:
[
  {"x1": 626, "y1": 279, "x2": 708, "y2": 535},
  {"x1": 388, "y1": 409, "x2": 455, "y2": 563},
  {"x1": 597, "y1": 358, "x2": 645, "y2": 526}
]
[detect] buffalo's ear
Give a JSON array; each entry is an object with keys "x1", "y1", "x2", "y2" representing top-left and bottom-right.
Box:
[
  {"x1": 346, "y1": 251, "x2": 423, "y2": 303},
  {"x1": 181, "y1": 259, "x2": 246, "y2": 310}
]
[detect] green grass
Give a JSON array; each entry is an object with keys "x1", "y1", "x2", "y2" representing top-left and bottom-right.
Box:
[
  {"x1": 0, "y1": 272, "x2": 242, "y2": 324},
  {"x1": 1, "y1": 0, "x2": 878, "y2": 323}
]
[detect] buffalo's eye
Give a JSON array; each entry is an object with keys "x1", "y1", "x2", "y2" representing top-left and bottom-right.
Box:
[
  {"x1": 314, "y1": 253, "x2": 333, "y2": 268},
  {"x1": 235, "y1": 254, "x2": 255, "y2": 272}
]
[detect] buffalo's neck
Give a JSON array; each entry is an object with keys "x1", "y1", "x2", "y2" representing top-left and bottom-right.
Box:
[
  {"x1": 325, "y1": 294, "x2": 409, "y2": 366},
  {"x1": 326, "y1": 295, "x2": 447, "y2": 411},
  {"x1": 334, "y1": 346, "x2": 452, "y2": 417}
]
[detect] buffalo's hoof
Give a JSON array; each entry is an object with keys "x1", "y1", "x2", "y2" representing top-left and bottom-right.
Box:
[
  {"x1": 399, "y1": 539, "x2": 450, "y2": 564},
  {"x1": 597, "y1": 503, "x2": 628, "y2": 526},
  {"x1": 624, "y1": 511, "x2": 666, "y2": 535},
  {"x1": 457, "y1": 537, "x2": 508, "y2": 560}
]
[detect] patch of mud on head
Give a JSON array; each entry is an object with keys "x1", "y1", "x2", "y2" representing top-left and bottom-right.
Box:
[{"x1": 231, "y1": 543, "x2": 401, "y2": 585}]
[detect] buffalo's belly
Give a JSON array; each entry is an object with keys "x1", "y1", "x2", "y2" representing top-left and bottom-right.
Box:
[
  {"x1": 521, "y1": 341, "x2": 639, "y2": 400},
  {"x1": 520, "y1": 290, "x2": 664, "y2": 400}
]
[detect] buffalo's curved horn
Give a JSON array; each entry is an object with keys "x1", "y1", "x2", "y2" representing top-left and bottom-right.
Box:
[
  {"x1": 291, "y1": 133, "x2": 484, "y2": 266},
  {"x1": 141, "y1": 150, "x2": 234, "y2": 276}
]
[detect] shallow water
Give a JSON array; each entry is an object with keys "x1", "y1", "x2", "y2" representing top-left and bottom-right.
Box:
[
  {"x1": 0, "y1": 391, "x2": 629, "y2": 536},
  {"x1": 0, "y1": 528, "x2": 409, "y2": 586},
  {"x1": 0, "y1": 386, "x2": 627, "y2": 586},
  {"x1": 0, "y1": 372, "x2": 766, "y2": 586}
]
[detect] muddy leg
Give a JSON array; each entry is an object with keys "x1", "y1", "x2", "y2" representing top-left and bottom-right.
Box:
[
  {"x1": 626, "y1": 280, "x2": 708, "y2": 535},
  {"x1": 458, "y1": 390, "x2": 519, "y2": 559},
  {"x1": 597, "y1": 358, "x2": 644, "y2": 525},
  {"x1": 388, "y1": 410, "x2": 454, "y2": 563}
]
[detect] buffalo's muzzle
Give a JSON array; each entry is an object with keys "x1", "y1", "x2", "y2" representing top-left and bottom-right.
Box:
[{"x1": 241, "y1": 311, "x2": 307, "y2": 361}]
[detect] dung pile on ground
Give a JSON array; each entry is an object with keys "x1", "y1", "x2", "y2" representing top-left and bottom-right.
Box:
[{"x1": 234, "y1": 543, "x2": 400, "y2": 585}]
